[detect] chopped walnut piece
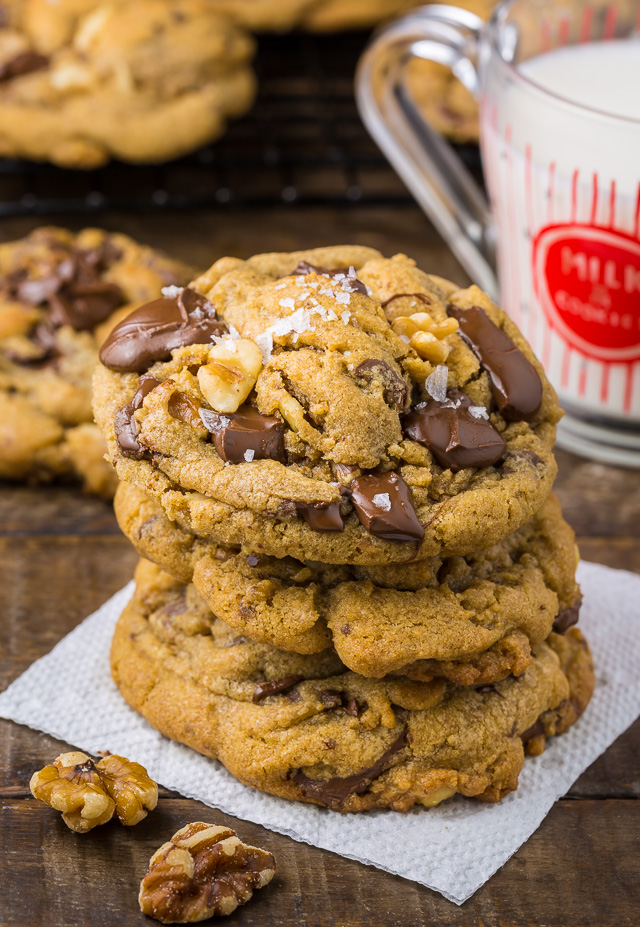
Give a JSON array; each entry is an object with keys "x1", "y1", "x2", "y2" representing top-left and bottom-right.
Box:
[
  {"x1": 139, "y1": 822, "x2": 276, "y2": 924},
  {"x1": 29, "y1": 751, "x2": 158, "y2": 833},
  {"x1": 392, "y1": 310, "x2": 459, "y2": 363},
  {"x1": 197, "y1": 339, "x2": 262, "y2": 413}
]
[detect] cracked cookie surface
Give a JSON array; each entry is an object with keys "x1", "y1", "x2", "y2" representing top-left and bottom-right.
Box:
[
  {"x1": 116, "y1": 482, "x2": 581, "y2": 682},
  {"x1": 111, "y1": 559, "x2": 594, "y2": 812},
  {"x1": 95, "y1": 246, "x2": 560, "y2": 561},
  {"x1": 0, "y1": 0, "x2": 255, "y2": 167},
  {"x1": 0, "y1": 226, "x2": 191, "y2": 495}
]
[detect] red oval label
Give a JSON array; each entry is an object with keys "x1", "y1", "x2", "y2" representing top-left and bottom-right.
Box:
[{"x1": 532, "y1": 224, "x2": 640, "y2": 362}]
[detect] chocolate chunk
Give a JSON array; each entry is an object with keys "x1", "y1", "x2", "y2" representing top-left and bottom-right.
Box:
[
  {"x1": 99, "y1": 288, "x2": 226, "y2": 373},
  {"x1": 0, "y1": 51, "x2": 48, "y2": 82},
  {"x1": 353, "y1": 359, "x2": 408, "y2": 411},
  {"x1": 114, "y1": 376, "x2": 161, "y2": 459},
  {"x1": 402, "y1": 389, "x2": 506, "y2": 471},
  {"x1": 344, "y1": 697, "x2": 366, "y2": 718},
  {"x1": 291, "y1": 730, "x2": 407, "y2": 808},
  {"x1": 199, "y1": 405, "x2": 286, "y2": 464},
  {"x1": 447, "y1": 305, "x2": 543, "y2": 421},
  {"x1": 520, "y1": 718, "x2": 545, "y2": 743},
  {"x1": 553, "y1": 596, "x2": 582, "y2": 634},
  {"x1": 294, "y1": 500, "x2": 344, "y2": 533},
  {"x1": 350, "y1": 472, "x2": 424, "y2": 543},
  {"x1": 252, "y1": 675, "x2": 303, "y2": 703},
  {"x1": 292, "y1": 261, "x2": 367, "y2": 295},
  {"x1": 319, "y1": 689, "x2": 343, "y2": 710},
  {"x1": 48, "y1": 281, "x2": 124, "y2": 330},
  {"x1": 167, "y1": 391, "x2": 203, "y2": 430},
  {"x1": 501, "y1": 449, "x2": 544, "y2": 475},
  {"x1": 381, "y1": 292, "x2": 431, "y2": 309}
]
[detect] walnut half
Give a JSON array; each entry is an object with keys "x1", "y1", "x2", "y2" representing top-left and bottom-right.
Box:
[
  {"x1": 139, "y1": 822, "x2": 276, "y2": 924},
  {"x1": 29, "y1": 751, "x2": 158, "y2": 833}
]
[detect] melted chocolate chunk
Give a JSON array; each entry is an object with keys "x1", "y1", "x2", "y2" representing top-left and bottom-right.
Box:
[
  {"x1": 353, "y1": 359, "x2": 408, "y2": 411},
  {"x1": 350, "y1": 472, "x2": 424, "y2": 543},
  {"x1": 291, "y1": 731, "x2": 407, "y2": 808},
  {"x1": 553, "y1": 596, "x2": 582, "y2": 634},
  {"x1": 99, "y1": 288, "x2": 226, "y2": 373},
  {"x1": 402, "y1": 389, "x2": 506, "y2": 471},
  {"x1": 344, "y1": 697, "x2": 366, "y2": 718},
  {"x1": 294, "y1": 500, "x2": 344, "y2": 533},
  {"x1": 292, "y1": 261, "x2": 367, "y2": 294},
  {"x1": 7, "y1": 245, "x2": 125, "y2": 332},
  {"x1": 380, "y1": 292, "x2": 431, "y2": 309},
  {"x1": 167, "y1": 391, "x2": 203, "y2": 429},
  {"x1": 0, "y1": 51, "x2": 48, "y2": 82},
  {"x1": 252, "y1": 675, "x2": 303, "y2": 703},
  {"x1": 114, "y1": 376, "x2": 161, "y2": 459},
  {"x1": 199, "y1": 405, "x2": 286, "y2": 464},
  {"x1": 319, "y1": 690, "x2": 343, "y2": 710},
  {"x1": 447, "y1": 305, "x2": 543, "y2": 421}
]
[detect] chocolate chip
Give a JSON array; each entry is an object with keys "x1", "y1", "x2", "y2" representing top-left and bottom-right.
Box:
[
  {"x1": 553, "y1": 596, "x2": 582, "y2": 634},
  {"x1": 501, "y1": 449, "x2": 544, "y2": 475},
  {"x1": 0, "y1": 51, "x2": 48, "y2": 82},
  {"x1": 294, "y1": 500, "x2": 344, "y2": 533},
  {"x1": 114, "y1": 376, "x2": 161, "y2": 459},
  {"x1": 402, "y1": 389, "x2": 506, "y2": 471},
  {"x1": 353, "y1": 359, "x2": 408, "y2": 411},
  {"x1": 99, "y1": 288, "x2": 226, "y2": 373},
  {"x1": 48, "y1": 281, "x2": 123, "y2": 330},
  {"x1": 291, "y1": 730, "x2": 407, "y2": 808},
  {"x1": 252, "y1": 675, "x2": 303, "y2": 703},
  {"x1": 350, "y1": 472, "x2": 424, "y2": 543},
  {"x1": 167, "y1": 391, "x2": 203, "y2": 429},
  {"x1": 447, "y1": 305, "x2": 543, "y2": 421},
  {"x1": 199, "y1": 405, "x2": 286, "y2": 464},
  {"x1": 344, "y1": 697, "x2": 366, "y2": 718},
  {"x1": 292, "y1": 261, "x2": 367, "y2": 294}
]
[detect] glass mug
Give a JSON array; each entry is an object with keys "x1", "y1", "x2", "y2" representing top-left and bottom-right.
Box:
[{"x1": 356, "y1": 0, "x2": 640, "y2": 466}]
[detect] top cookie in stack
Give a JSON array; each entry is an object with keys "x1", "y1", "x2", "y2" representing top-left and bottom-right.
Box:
[{"x1": 94, "y1": 247, "x2": 561, "y2": 565}]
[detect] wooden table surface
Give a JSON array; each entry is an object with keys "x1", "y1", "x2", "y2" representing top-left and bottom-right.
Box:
[{"x1": 1, "y1": 208, "x2": 639, "y2": 927}]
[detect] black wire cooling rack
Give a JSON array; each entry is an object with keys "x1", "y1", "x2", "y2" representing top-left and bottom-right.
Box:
[{"x1": 0, "y1": 31, "x2": 480, "y2": 216}]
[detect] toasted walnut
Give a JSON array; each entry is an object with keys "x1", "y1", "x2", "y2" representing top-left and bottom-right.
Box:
[
  {"x1": 30, "y1": 751, "x2": 158, "y2": 833},
  {"x1": 97, "y1": 754, "x2": 159, "y2": 826},
  {"x1": 392, "y1": 311, "x2": 459, "y2": 363},
  {"x1": 139, "y1": 822, "x2": 276, "y2": 923},
  {"x1": 197, "y1": 340, "x2": 262, "y2": 413}
]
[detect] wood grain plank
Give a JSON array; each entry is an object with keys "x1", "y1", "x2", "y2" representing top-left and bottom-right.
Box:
[
  {"x1": 0, "y1": 485, "x2": 119, "y2": 537},
  {"x1": 1, "y1": 798, "x2": 638, "y2": 927},
  {"x1": 554, "y1": 450, "x2": 640, "y2": 538}
]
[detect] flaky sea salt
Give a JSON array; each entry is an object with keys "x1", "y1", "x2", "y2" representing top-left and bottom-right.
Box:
[
  {"x1": 279, "y1": 297, "x2": 295, "y2": 310},
  {"x1": 161, "y1": 285, "x2": 184, "y2": 298},
  {"x1": 255, "y1": 331, "x2": 274, "y2": 364},
  {"x1": 341, "y1": 311, "x2": 351, "y2": 324},
  {"x1": 469, "y1": 406, "x2": 489, "y2": 420},
  {"x1": 199, "y1": 409, "x2": 230, "y2": 432},
  {"x1": 244, "y1": 449, "x2": 255, "y2": 462},
  {"x1": 425, "y1": 365, "x2": 449, "y2": 403},
  {"x1": 372, "y1": 492, "x2": 392, "y2": 511},
  {"x1": 335, "y1": 291, "x2": 351, "y2": 306},
  {"x1": 274, "y1": 282, "x2": 287, "y2": 290}
]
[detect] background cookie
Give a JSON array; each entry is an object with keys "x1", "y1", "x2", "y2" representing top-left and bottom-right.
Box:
[
  {"x1": 111, "y1": 559, "x2": 595, "y2": 812},
  {"x1": 0, "y1": 0, "x2": 256, "y2": 167},
  {"x1": 0, "y1": 226, "x2": 192, "y2": 495},
  {"x1": 95, "y1": 247, "x2": 561, "y2": 563},
  {"x1": 116, "y1": 482, "x2": 581, "y2": 682}
]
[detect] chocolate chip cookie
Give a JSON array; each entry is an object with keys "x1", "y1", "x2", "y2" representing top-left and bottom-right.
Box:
[
  {"x1": 0, "y1": 226, "x2": 192, "y2": 495},
  {"x1": 203, "y1": 0, "x2": 422, "y2": 32},
  {"x1": 111, "y1": 559, "x2": 594, "y2": 812},
  {"x1": 116, "y1": 481, "x2": 581, "y2": 683},
  {"x1": 94, "y1": 247, "x2": 561, "y2": 562},
  {"x1": 0, "y1": 0, "x2": 255, "y2": 167}
]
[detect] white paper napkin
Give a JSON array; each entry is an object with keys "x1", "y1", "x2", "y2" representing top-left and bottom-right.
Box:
[{"x1": 1, "y1": 560, "x2": 639, "y2": 904}]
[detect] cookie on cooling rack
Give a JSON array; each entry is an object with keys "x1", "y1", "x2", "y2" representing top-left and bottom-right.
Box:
[{"x1": 0, "y1": 0, "x2": 256, "y2": 167}]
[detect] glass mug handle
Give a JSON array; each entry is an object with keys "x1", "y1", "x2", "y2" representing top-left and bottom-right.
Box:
[{"x1": 356, "y1": 5, "x2": 498, "y2": 296}]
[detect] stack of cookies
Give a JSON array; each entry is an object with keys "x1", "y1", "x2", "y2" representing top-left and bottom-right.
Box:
[{"x1": 93, "y1": 246, "x2": 595, "y2": 812}]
